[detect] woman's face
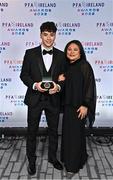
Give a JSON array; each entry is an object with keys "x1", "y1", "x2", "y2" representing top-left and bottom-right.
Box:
[{"x1": 66, "y1": 43, "x2": 81, "y2": 63}]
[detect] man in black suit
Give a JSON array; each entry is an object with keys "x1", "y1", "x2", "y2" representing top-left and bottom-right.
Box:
[{"x1": 20, "y1": 21, "x2": 65, "y2": 175}]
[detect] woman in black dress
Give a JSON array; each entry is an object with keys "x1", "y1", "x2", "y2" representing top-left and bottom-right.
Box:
[{"x1": 60, "y1": 40, "x2": 96, "y2": 175}]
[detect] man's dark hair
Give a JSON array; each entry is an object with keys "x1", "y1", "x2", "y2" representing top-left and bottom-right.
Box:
[{"x1": 40, "y1": 21, "x2": 57, "y2": 33}]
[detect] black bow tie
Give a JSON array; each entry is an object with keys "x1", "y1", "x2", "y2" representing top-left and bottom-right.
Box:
[{"x1": 43, "y1": 49, "x2": 53, "y2": 55}]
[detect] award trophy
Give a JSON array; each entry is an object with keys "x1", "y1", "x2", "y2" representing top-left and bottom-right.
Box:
[{"x1": 41, "y1": 77, "x2": 54, "y2": 90}]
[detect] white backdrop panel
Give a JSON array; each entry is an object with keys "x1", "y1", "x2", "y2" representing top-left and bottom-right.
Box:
[{"x1": 0, "y1": 0, "x2": 113, "y2": 127}]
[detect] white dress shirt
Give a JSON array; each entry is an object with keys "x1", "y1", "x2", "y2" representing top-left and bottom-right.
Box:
[{"x1": 42, "y1": 46, "x2": 53, "y2": 72}]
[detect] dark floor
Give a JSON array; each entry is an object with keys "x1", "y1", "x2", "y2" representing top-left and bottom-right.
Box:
[{"x1": 0, "y1": 135, "x2": 113, "y2": 179}]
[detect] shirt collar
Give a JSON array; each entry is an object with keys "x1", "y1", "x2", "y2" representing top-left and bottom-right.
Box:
[{"x1": 41, "y1": 45, "x2": 53, "y2": 52}]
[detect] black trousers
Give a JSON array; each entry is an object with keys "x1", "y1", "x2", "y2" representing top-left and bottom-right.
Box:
[{"x1": 26, "y1": 99, "x2": 60, "y2": 164}]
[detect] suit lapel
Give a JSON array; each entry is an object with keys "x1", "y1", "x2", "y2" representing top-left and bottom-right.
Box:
[
  {"x1": 34, "y1": 46, "x2": 43, "y2": 77},
  {"x1": 51, "y1": 48, "x2": 57, "y2": 76}
]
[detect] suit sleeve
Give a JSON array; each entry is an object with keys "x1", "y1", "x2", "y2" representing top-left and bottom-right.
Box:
[
  {"x1": 57, "y1": 56, "x2": 67, "y2": 92},
  {"x1": 20, "y1": 50, "x2": 34, "y2": 89}
]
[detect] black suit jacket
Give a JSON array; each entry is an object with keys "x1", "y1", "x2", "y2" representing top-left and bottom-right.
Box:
[{"x1": 20, "y1": 45, "x2": 66, "y2": 107}]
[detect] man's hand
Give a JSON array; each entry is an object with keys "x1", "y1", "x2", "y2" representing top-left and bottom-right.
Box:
[
  {"x1": 58, "y1": 74, "x2": 65, "y2": 81},
  {"x1": 34, "y1": 82, "x2": 48, "y2": 92},
  {"x1": 77, "y1": 106, "x2": 88, "y2": 120},
  {"x1": 49, "y1": 82, "x2": 60, "y2": 94}
]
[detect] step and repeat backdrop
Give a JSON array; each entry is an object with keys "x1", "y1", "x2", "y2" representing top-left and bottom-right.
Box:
[{"x1": 0, "y1": 0, "x2": 113, "y2": 128}]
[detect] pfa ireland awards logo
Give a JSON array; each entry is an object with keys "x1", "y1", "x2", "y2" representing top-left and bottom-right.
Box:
[
  {"x1": 96, "y1": 22, "x2": 113, "y2": 35},
  {"x1": 24, "y1": 1, "x2": 56, "y2": 16},
  {"x1": 72, "y1": 2, "x2": 104, "y2": 16},
  {"x1": 56, "y1": 22, "x2": 80, "y2": 36},
  {"x1": 2, "y1": 22, "x2": 34, "y2": 35}
]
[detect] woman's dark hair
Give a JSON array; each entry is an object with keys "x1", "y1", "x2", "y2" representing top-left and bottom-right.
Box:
[
  {"x1": 40, "y1": 21, "x2": 57, "y2": 33},
  {"x1": 64, "y1": 40, "x2": 87, "y2": 61}
]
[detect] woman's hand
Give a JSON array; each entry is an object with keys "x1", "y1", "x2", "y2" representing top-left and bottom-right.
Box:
[
  {"x1": 77, "y1": 106, "x2": 88, "y2": 120},
  {"x1": 58, "y1": 74, "x2": 65, "y2": 81}
]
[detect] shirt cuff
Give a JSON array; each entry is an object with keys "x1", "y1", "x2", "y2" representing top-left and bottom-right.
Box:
[
  {"x1": 33, "y1": 82, "x2": 37, "y2": 90},
  {"x1": 57, "y1": 84, "x2": 61, "y2": 92}
]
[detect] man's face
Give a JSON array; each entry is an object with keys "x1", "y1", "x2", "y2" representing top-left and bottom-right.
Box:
[{"x1": 40, "y1": 31, "x2": 56, "y2": 49}]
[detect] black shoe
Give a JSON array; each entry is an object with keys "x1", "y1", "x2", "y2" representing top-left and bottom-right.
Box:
[
  {"x1": 48, "y1": 159, "x2": 63, "y2": 170},
  {"x1": 27, "y1": 163, "x2": 36, "y2": 176}
]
